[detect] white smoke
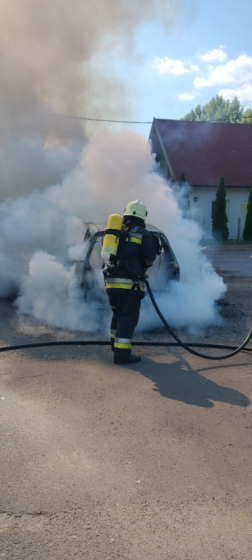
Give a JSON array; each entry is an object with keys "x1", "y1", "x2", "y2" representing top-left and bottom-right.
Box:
[
  {"x1": 0, "y1": 129, "x2": 226, "y2": 334},
  {"x1": 15, "y1": 252, "x2": 108, "y2": 333},
  {"x1": 0, "y1": 0, "x2": 198, "y2": 200},
  {"x1": 0, "y1": 136, "x2": 82, "y2": 202},
  {"x1": 0, "y1": 0, "x2": 187, "y2": 139},
  {"x1": 0, "y1": 0, "x2": 217, "y2": 333}
]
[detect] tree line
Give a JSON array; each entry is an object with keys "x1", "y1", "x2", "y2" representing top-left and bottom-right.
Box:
[{"x1": 181, "y1": 95, "x2": 252, "y2": 124}]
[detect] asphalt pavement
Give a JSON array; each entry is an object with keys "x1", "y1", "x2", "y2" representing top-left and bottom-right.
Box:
[
  {"x1": 1, "y1": 247, "x2": 252, "y2": 559},
  {"x1": 202, "y1": 245, "x2": 252, "y2": 277}
]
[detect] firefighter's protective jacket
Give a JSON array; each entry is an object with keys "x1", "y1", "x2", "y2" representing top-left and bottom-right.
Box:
[{"x1": 104, "y1": 216, "x2": 156, "y2": 295}]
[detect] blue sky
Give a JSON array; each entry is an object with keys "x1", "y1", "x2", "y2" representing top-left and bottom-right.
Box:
[{"x1": 103, "y1": 0, "x2": 252, "y2": 138}]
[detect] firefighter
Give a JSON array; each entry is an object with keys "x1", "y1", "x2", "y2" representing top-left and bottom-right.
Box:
[{"x1": 103, "y1": 200, "x2": 157, "y2": 364}]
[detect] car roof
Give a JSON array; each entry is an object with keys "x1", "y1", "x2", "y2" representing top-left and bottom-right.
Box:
[{"x1": 85, "y1": 223, "x2": 163, "y2": 234}]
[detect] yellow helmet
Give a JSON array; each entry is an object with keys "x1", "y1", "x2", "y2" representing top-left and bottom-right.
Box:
[{"x1": 124, "y1": 200, "x2": 148, "y2": 221}]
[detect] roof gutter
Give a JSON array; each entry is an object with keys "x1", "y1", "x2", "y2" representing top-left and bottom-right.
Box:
[{"x1": 152, "y1": 118, "x2": 176, "y2": 181}]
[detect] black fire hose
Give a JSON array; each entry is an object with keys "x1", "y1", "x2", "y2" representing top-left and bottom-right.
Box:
[
  {"x1": 145, "y1": 278, "x2": 252, "y2": 360},
  {"x1": 0, "y1": 281, "x2": 252, "y2": 359}
]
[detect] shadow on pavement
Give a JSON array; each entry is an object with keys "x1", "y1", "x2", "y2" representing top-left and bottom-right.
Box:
[{"x1": 135, "y1": 356, "x2": 250, "y2": 409}]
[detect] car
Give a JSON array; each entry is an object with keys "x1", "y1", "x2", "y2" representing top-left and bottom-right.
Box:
[{"x1": 75, "y1": 223, "x2": 180, "y2": 300}]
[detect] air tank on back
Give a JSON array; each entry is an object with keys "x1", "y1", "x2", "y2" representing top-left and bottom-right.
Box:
[{"x1": 101, "y1": 214, "x2": 123, "y2": 262}]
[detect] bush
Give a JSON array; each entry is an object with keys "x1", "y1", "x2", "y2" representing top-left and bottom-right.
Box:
[
  {"x1": 243, "y1": 188, "x2": 252, "y2": 240},
  {"x1": 212, "y1": 176, "x2": 229, "y2": 241},
  {"x1": 179, "y1": 172, "x2": 191, "y2": 219}
]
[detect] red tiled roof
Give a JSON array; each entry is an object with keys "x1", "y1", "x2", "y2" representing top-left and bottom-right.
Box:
[{"x1": 150, "y1": 119, "x2": 252, "y2": 187}]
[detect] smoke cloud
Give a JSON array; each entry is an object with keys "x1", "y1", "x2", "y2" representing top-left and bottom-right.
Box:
[
  {"x1": 0, "y1": 0, "x2": 196, "y2": 199},
  {"x1": 0, "y1": 0, "x2": 188, "y2": 140},
  {"x1": 0, "y1": 0, "x2": 218, "y2": 334},
  {"x1": 0, "y1": 129, "x2": 225, "y2": 334},
  {"x1": 0, "y1": 136, "x2": 83, "y2": 202}
]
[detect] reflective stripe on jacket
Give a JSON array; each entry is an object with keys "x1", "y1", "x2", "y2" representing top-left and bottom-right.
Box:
[
  {"x1": 105, "y1": 278, "x2": 145, "y2": 291},
  {"x1": 126, "y1": 232, "x2": 142, "y2": 245}
]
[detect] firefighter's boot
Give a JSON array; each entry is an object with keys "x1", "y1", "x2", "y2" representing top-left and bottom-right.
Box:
[{"x1": 114, "y1": 349, "x2": 141, "y2": 364}]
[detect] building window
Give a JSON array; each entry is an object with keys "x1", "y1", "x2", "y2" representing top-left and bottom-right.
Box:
[{"x1": 194, "y1": 197, "x2": 198, "y2": 202}]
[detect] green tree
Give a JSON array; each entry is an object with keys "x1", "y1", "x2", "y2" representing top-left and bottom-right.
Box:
[
  {"x1": 242, "y1": 188, "x2": 252, "y2": 240},
  {"x1": 212, "y1": 176, "x2": 229, "y2": 241},
  {"x1": 182, "y1": 95, "x2": 244, "y2": 123},
  {"x1": 240, "y1": 108, "x2": 252, "y2": 123},
  {"x1": 179, "y1": 172, "x2": 186, "y2": 184},
  {"x1": 178, "y1": 172, "x2": 191, "y2": 219}
]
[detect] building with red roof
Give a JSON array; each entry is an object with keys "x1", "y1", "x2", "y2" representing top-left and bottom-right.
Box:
[{"x1": 149, "y1": 118, "x2": 252, "y2": 239}]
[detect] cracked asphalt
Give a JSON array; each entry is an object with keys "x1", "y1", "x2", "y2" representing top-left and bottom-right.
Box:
[{"x1": 1, "y1": 246, "x2": 252, "y2": 559}]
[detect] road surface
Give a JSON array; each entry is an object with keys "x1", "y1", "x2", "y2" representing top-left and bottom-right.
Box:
[
  {"x1": 1, "y1": 247, "x2": 252, "y2": 559},
  {"x1": 202, "y1": 245, "x2": 252, "y2": 277}
]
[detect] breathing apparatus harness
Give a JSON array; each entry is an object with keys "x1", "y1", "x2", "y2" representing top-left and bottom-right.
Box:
[
  {"x1": 0, "y1": 213, "x2": 252, "y2": 359},
  {"x1": 101, "y1": 214, "x2": 146, "y2": 294}
]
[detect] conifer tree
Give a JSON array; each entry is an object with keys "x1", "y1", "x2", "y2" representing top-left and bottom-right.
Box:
[
  {"x1": 212, "y1": 176, "x2": 229, "y2": 241},
  {"x1": 242, "y1": 188, "x2": 252, "y2": 240},
  {"x1": 178, "y1": 172, "x2": 191, "y2": 219}
]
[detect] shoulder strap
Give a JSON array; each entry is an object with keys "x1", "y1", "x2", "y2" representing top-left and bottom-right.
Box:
[{"x1": 115, "y1": 230, "x2": 129, "y2": 266}]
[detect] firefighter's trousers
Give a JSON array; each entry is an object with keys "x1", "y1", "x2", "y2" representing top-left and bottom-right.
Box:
[{"x1": 108, "y1": 291, "x2": 142, "y2": 359}]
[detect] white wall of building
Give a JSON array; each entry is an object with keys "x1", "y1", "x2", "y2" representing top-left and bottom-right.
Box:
[{"x1": 189, "y1": 187, "x2": 250, "y2": 240}]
